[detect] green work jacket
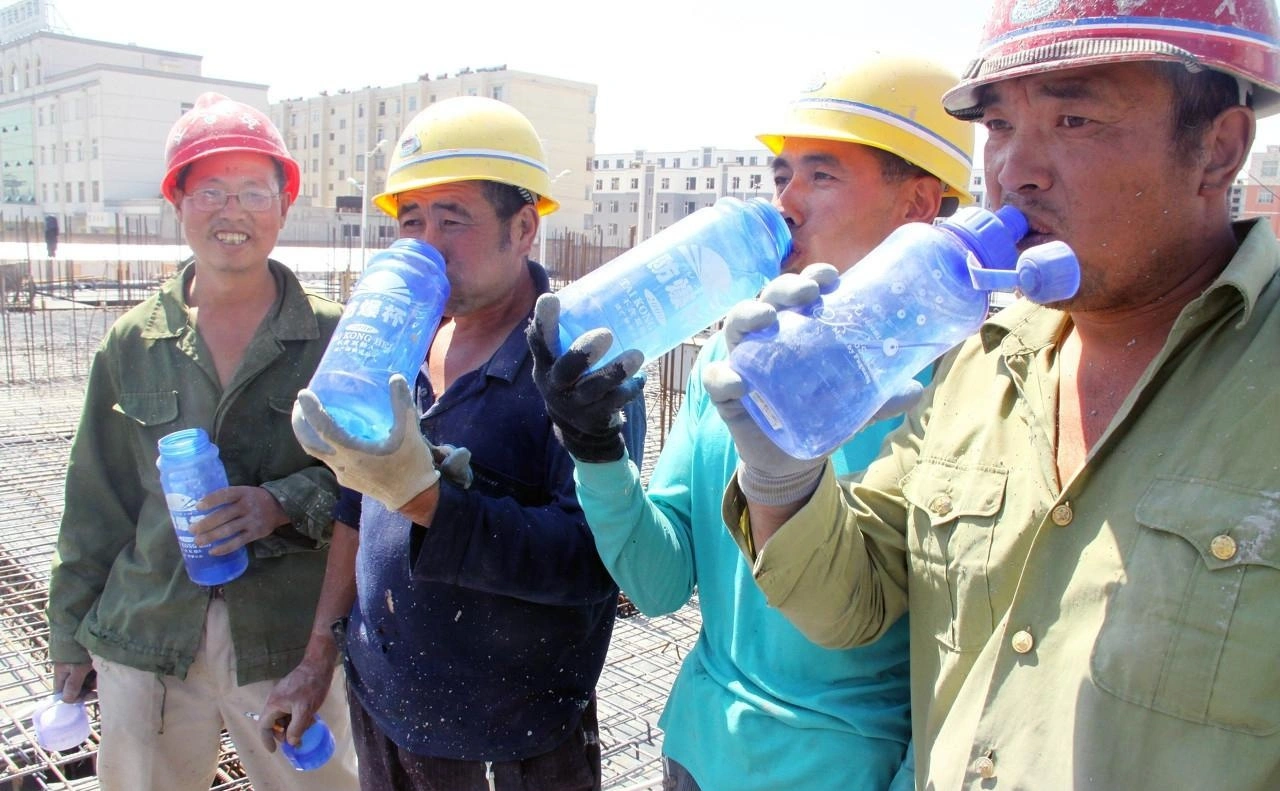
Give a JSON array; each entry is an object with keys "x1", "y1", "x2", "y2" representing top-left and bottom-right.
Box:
[
  {"x1": 48, "y1": 260, "x2": 342, "y2": 685},
  {"x1": 728, "y1": 220, "x2": 1280, "y2": 789}
]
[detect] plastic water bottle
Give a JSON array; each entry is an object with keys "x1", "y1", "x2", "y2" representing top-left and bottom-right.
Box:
[
  {"x1": 729, "y1": 205, "x2": 1079, "y2": 460},
  {"x1": 307, "y1": 239, "x2": 449, "y2": 441},
  {"x1": 157, "y1": 428, "x2": 248, "y2": 586},
  {"x1": 31, "y1": 695, "x2": 90, "y2": 752},
  {"x1": 279, "y1": 716, "x2": 336, "y2": 771},
  {"x1": 556, "y1": 196, "x2": 791, "y2": 369}
]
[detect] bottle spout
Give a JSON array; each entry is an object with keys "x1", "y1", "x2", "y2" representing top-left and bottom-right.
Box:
[{"x1": 1015, "y1": 241, "x2": 1080, "y2": 303}]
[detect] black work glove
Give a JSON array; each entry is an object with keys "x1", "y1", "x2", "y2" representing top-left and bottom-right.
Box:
[{"x1": 527, "y1": 293, "x2": 645, "y2": 463}]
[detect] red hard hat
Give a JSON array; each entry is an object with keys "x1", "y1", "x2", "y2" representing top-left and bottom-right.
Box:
[
  {"x1": 943, "y1": 0, "x2": 1280, "y2": 119},
  {"x1": 161, "y1": 92, "x2": 300, "y2": 203}
]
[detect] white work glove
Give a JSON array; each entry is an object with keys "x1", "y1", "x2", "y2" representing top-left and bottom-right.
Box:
[
  {"x1": 703, "y1": 264, "x2": 839, "y2": 505},
  {"x1": 292, "y1": 374, "x2": 440, "y2": 510}
]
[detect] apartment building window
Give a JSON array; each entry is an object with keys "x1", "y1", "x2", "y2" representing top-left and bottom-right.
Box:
[
  {"x1": 705, "y1": 177, "x2": 715, "y2": 189},
  {"x1": 609, "y1": 200, "x2": 620, "y2": 212},
  {"x1": 92, "y1": 181, "x2": 99, "y2": 202},
  {"x1": 657, "y1": 158, "x2": 666, "y2": 167},
  {"x1": 329, "y1": 157, "x2": 335, "y2": 166},
  {"x1": 615, "y1": 159, "x2": 624, "y2": 168},
  {"x1": 608, "y1": 223, "x2": 618, "y2": 235},
  {"x1": 311, "y1": 110, "x2": 320, "y2": 122},
  {"x1": 684, "y1": 201, "x2": 696, "y2": 214},
  {"x1": 660, "y1": 177, "x2": 669, "y2": 189},
  {"x1": 630, "y1": 178, "x2": 639, "y2": 189},
  {"x1": 339, "y1": 118, "x2": 347, "y2": 130},
  {"x1": 731, "y1": 176, "x2": 740, "y2": 190},
  {"x1": 1263, "y1": 161, "x2": 1279, "y2": 178},
  {"x1": 629, "y1": 202, "x2": 638, "y2": 212},
  {"x1": 749, "y1": 174, "x2": 762, "y2": 189},
  {"x1": 64, "y1": 181, "x2": 70, "y2": 201},
  {"x1": 78, "y1": 182, "x2": 85, "y2": 202},
  {"x1": 1261, "y1": 191, "x2": 1275, "y2": 203},
  {"x1": 610, "y1": 178, "x2": 620, "y2": 190},
  {"x1": 408, "y1": 97, "x2": 417, "y2": 111},
  {"x1": 685, "y1": 177, "x2": 696, "y2": 190},
  {"x1": 595, "y1": 179, "x2": 603, "y2": 190},
  {"x1": 312, "y1": 158, "x2": 319, "y2": 172},
  {"x1": 750, "y1": 156, "x2": 759, "y2": 166},
  {"x1": 594, "y1": 202, "x2": 602, "y2": 212},
  {"x1": 329, "y1": 132, "x2": 335, "y2": 141},
  {"x1": 974, "y1": 175, "x2": 984, "y2": 185},
  {"x1": 338, "y1": 144, "x2": 346, "y2": 155},
  {"x1": 356, "y1": 154, "x2": 365, "y2": 171},
  {"x1": 358, "y1": 104, "x2": 365, "y2": 118},
  {"x1": 378, "y1": 101, "x2": 386, "y2": 116},
  {"x1": 673, "y1": 157, "x2": 681, "y2": 167},
  {"x1": 491, "y1": 86, "x2": 503, "y2": 101},
  {"x1": 312, "y1": 133, "x2": 320, "y2": 147},
  {"x1": 659, "y1": 201, "x2": 670, "y2": 214}
]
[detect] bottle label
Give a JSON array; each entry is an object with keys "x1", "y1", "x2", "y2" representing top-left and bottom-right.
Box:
[
  {"x1": 166, "y1": 493, "x2": 221, "y2": 561},
  {"x1": 608, "y1": 245, "x2": 725, "y2": 340},
  {"x1": 328, "y1": 292, "x2": 413, "y2": 364}
]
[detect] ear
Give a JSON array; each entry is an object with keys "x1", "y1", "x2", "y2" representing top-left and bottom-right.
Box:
[
  {"x1": 172, "y1": 194, "x2": 185, "y2": 224},
  {"x1": 513, "y1": 204, "x2": 540, "y2": 253},
  {"x1": 902, "y1": 176, "x2": 945, "y2": 223},
  {"x1": 278, "y1": 194, "x2": 292, "y2": 229},
  {"x1": 1198, "y1": 105, "x2": 1253, "y2": 195}
]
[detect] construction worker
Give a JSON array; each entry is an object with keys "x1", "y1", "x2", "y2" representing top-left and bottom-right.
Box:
[
  {"x1": 528, "y1": 57, "x2": 973, "y2": 790},
  {"x1": 284, "y1": 96, "x2": 644, "y2": 791},
  {"x1": 705, "y1": 1, "x2": 1280, "y2": 788},
  {"x1": 47, "y1": 93, "x2": 358, "y2": 790}
]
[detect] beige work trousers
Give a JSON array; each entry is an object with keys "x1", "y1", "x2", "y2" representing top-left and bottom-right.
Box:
[{"x1": 92, "y1": 597, "x2": 358, "y2": 791}]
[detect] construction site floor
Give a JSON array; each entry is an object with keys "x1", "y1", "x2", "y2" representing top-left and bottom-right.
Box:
[{"x1": 0, "y1": 304, "x2": 699, "y2": 790}]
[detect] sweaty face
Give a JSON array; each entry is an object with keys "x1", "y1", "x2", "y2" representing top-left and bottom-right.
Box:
[
  {"x1": 981, "y1": 62, "x2": 1208, "y2": 313},
  {"x1": 394, "y1": 181, "x2": 532, "y2": 316},
  {"x1": 174, "y1": 152, "x2": 287, "y2": 275},
  {"x1": 772, "y1": 138, "x2": 916, "y2": 274}
]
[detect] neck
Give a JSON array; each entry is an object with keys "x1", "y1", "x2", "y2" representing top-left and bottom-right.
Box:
[
  {"x1": 187, "y1": 259, "x2": 277, "y2": 313},
  {"x1": 451, "y1": 262, "x2": 536, "y2": 338}
]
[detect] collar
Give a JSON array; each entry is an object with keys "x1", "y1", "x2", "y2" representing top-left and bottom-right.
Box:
[{"x1": 140, "y1": 259, "x2": 323, "y2": 342}]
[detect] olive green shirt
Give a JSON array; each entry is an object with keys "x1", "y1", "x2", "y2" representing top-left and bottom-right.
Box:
[
  {"x1": 726, "y1": 220, "x2": 1280, "y2": 789},
  {"x1": 48, "y1": 260, "x2": 343, "y2": 685}
]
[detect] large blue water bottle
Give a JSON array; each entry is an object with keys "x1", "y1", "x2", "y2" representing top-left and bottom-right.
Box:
[
  {"x1": 557, "y1": 197, "x2": 791, "y2": 369},
  {"x1": 157, "y1": 428, "x2": 249, "y2": 586},
  {"x1": 729, "y1": 205, "x2": 1079, "y2": 460},
  {"x1": 307, "y1": 239, "x2": 449, "y2": 441}
]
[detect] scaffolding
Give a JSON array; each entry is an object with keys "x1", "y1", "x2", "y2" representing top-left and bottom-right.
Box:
[{"x1": 0, "y1": 301, "x2": 701, "y2": 789}]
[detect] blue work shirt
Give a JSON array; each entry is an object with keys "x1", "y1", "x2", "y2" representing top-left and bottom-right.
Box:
[{"x1": 338, "y1": 261, "x2": 644, "y2": 762}]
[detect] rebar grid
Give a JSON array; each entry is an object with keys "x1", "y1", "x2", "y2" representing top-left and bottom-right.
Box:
[{"x1": 0, "y1": 302, "x2": 702, "y2": 789}]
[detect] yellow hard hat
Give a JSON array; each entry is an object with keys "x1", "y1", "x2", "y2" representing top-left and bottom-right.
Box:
[
  {"x1": 374, "y1": 96, "x2": 559, "y2": 218},
  {"x1": 758, "y1": 56, "x2": 975, "y2": 204}
]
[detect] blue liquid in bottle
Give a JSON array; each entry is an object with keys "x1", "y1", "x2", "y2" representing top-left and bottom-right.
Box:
[
  {"x1": 157, "y1": 428, "x2": 249, "y2": 586},
  {"x1": 556, "y1": 197, "x2": 791, "y2": 370},
  {"x1": 307, "y1": 239, "x2": 449, "y2": 441},
  {"x1": 730, "y1": 206, "x2": 1078, "y2": 460}
]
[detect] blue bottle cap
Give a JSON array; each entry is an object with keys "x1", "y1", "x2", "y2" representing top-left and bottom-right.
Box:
[
  {"x1": 944, "y1": 205, "x2": 1028, "y2": 272},
  {"x1": 1015, "y1": 241, "x2": 1080, "y2": 303},
  {"x1": 280, "y1": 717, "x2": 335, "y2": 771}
]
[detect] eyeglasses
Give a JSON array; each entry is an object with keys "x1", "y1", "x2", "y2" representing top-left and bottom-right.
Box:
[{"x1": 184, "y1": 188, "x2": 279, "y2": 213}]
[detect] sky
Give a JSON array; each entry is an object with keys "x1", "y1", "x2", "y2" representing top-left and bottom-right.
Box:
[{"x1": 45, "y1": 0, "x2": 1280, "y2": 159}]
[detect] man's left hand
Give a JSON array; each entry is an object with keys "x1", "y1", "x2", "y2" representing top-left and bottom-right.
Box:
[{"x1": 190, "y1": 486, "x2": 288, "y2": 554}]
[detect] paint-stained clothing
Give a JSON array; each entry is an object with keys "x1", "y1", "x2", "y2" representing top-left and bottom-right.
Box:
[
  {"x1": 341, "y1": 261, "x2": 642, "y2": 763},
  {"x1": 727, "y1": 220, "x2": 1280, "y2": 789}
]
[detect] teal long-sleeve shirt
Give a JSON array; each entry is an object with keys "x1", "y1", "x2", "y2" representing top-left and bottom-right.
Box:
[{"x1": 573, "y1": 333, "x2": 919, "y2": 791}]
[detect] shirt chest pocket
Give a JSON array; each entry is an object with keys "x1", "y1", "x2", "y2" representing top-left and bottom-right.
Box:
[
  {"x1": 114, "y1": 391, "x2": 180, "y2": 449},
  {"x1": 1091, "y1": 476, "x2": 1280, "y2": 735},
  {"x1": 902, "y1": 459, "x2": 1008, "y2": 653}
]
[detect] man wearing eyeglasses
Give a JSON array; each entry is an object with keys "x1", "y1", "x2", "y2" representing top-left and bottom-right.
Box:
[{"x1": 47, "y1": 93, "x2": 359, "y2": 791}]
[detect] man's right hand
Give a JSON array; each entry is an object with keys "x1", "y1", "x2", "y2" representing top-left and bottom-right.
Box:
[
  {"x1": 54, "y1": 662, "x2": 94, "y2": 703},
  {"x1": 527, "y1": 293, "x2": 645, "y2": 463},
  {"x1": 703, "y1": 264, "x2": 840, "y2": 505},
  {"x1": 256, "y1": 655, "x2": 335, "y2": 753}
]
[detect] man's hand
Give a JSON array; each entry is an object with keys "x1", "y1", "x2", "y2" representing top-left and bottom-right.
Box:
[
  {"x1": 703, "y1": 264, "x2": 840, "y2": 505},
  {"x1": 189, "y1": 486, "x2": 288, "y2": 554},
  {"x1": 256, "y1": 655, "x2": 335, "y2": 753},
  {"x1": 54, "y1": 662, "x2": 94, "y2": 704},
  {"x1": 293, "y1": 374, "x2": 440, "y2": 510},
  {"x1": 527, "y1": 293, "x2": 645, "y2": 463}
]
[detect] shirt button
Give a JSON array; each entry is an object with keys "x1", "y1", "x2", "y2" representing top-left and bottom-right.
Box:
[
  {"x1": 1011, "y1": 629, "x2": 1035, "y2": 654},
  {"x1": 1210, "y1": 534, "x2": 1238, "y2": 561},
  {"x1": 1050, "y1": 503, "x2": 1074, "y2": 526},
  {"x1": 976, "y1": 755, "x2": 996, "y2": 779},
  {"x1": 930, "y1": 495, "x2": 953, "y2": 517}
]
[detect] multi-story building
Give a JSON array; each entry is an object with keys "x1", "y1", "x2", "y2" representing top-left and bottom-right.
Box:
[
  {"x1": 589, "y1": 147, "x2": 775, "y2": 247},
  {"x1": 0, "y1": 1, "x2": 271, "y2": 234},
  {"x1": 269, "y1": 67, "x2": 597, "y2": 245},
  {"x1": 1239, "y1": 144, "x2": 1280, "y2": 236}
]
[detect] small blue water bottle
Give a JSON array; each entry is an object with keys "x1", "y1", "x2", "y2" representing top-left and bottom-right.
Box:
[
  {"x1": 556, "y1": 196, "x2": 791, "y2": 369},
  {"x1": 157, "y1": 428, "x2": 249, "y2": 586},
  {"x1": 729, "y1": 205, "x2": 1079, "y2": 460},
  {"x1": 307, "y1": 239, "x2": 450, "y2": 441}
]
